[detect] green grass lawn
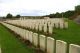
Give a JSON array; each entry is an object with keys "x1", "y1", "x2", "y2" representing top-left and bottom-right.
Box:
[
  {"x1": 53, "y1": 20, "x2": 80, "y2": 45},
  {"x1": 0, "y1": 24, "x2": 35, "y2": 53}
]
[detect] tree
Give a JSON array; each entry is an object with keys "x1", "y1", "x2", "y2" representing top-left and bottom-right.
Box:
[
  {"x1": 75, "y1": 5, "x2": 80, "y2": 14},
  {"x1": 6, "y1": 13, "x2": 13, "y2": 18},
  {"x1": 49, "y1": 14, "x2": 54, "y2": 18},
  {"x1": 54, "y1": 12, "x2": 62, "y2": 18},
  {"x1": 63, "y1": 11, "x2": 75, "y2": 18},
  {"x1": 15, "y1": 15, "x2": 20, "y2": 18}
]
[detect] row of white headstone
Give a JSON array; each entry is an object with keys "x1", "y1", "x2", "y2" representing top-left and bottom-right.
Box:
[
  {"x1": 4, "y1": 18, "x2": 68, "y2": 34},
  {"x1": 1, "y1": 22, "x2": 80, "y2": 53}
]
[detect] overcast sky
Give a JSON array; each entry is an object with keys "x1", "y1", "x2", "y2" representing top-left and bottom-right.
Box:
[{"x1": 0, "y1": 0, "x2": 80, "y2": 16}]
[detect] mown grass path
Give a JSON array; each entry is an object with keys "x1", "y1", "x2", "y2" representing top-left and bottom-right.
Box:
[
  {"x1": 0, "y1": 24, "x2": 34, "y2": 53},
  {"x1": 53, "y1": 20, "x2": 80, "y2": 45}
]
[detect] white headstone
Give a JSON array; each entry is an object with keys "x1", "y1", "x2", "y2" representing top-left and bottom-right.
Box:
[
  {"x1": 64, "y1": 22, "x2": 68, "y2": 29},
  {"x1": 25, "y1": 30, "x2": 29, "y2": 40},
  {"x1": 48, "y1": 25, "x2": 53, "y2": 34},
  {"x1": 47, "y1": 37, "x2": 55, "y2": 53},
  {"x1": 69, "y1": 44, "x2": 80, "y2": 53},
  {"x1": 55, "y1": 23, "x2": 59, "y2": 28},
  {"x1": 28, "y1": 31, "x2": 33, "y2": 43},
  {"x1": 39, "y1": 24, "x2": 43, "y2": 31},
  {"x1": 56, "y1": 40, "x2": 67, "y2": 53},
  {"x1": 23, "y1": 29, "x2": 27, "y2": 39},
  {"x1": 40, "y1": 35, "x2": 46, "y2": 51},
  {"x1": 43, "y1": 24, "x2": 47, "y2": 33},
  {"x1": 35, "y1": 24, "x2": 39, "y2": 31},
  {"x1": 33, "y1": 33, "x2": 38, "y2": 47},
  {"x1": 60, "y1": 22, "x2": 64, "y2": 29}
]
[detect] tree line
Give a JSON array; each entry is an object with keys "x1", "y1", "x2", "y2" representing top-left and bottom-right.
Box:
[
  {"x1": 44, "y1": 5, "x2": 80, "y2": 19},
  {"x1": 5, "y1": 13, "x2": 20, "y2": 19}
]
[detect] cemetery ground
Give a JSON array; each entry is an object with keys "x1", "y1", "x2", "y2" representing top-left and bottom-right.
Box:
[
  {"x1": 0, "y1": 24, "x2": 35, "y2": 53},
  {"x1": 0, "y1": 19, "x2": 80, "y2": 53},
  {"x1": 53, "y1": 19, "x2": 80, "y2": 45}
]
